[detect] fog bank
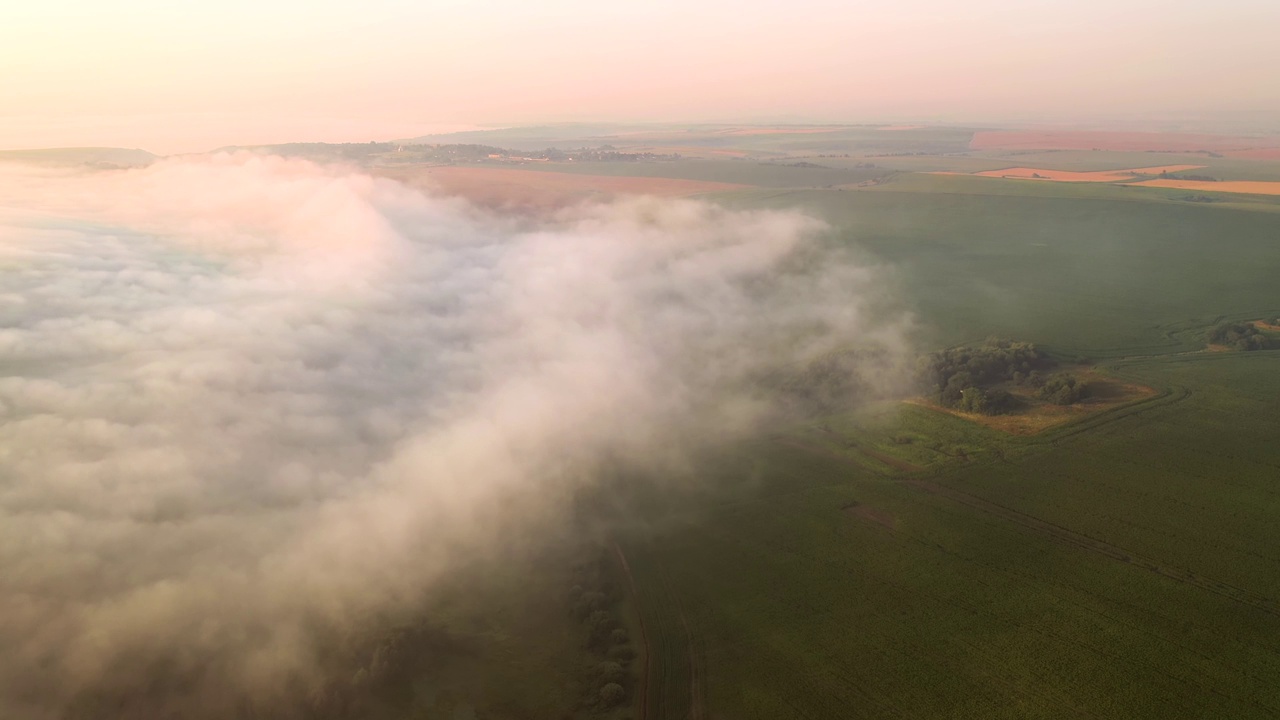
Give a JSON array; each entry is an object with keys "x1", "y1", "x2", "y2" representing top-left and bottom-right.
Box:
[{"x1": 0, "y1": 154, "x2": 910, "y2": 717}]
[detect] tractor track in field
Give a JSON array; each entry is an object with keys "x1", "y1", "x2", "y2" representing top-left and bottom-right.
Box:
[
  {"x1": 614, "y1": 541, "x2": 705, "y2": 720},
  {"x1": 781, "y1": 438, "x2": 1280, "y2": 620},
  {"x1": 612, "y1": 542, "x2": 651, "y2": 720},
  {"x1": 899, "y1": 476, "x2": 1280, "y2": 618}
]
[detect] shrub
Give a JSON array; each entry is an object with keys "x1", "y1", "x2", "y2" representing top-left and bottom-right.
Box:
[
  {"x1": 598, "y1": 683, "x2": 626, "y2": 709},
  {"x1": 921, "y1": 339, "x2": 1053, "y2": 409},
  {"x1": 587, "y1": 611, "x2": 615, "y2": 647},
  {"x1": 1039, "y1": 374, "x2": 1089, "y2": 405},
  {"x1": 592, "y1": 661, "x2": 626, "y2": 685},
  {"x1": 607, "y1": 645, "x2": 636, "y2": 662},
  {"x1": 1209, "y1": 322, "x2": 1272, "y2": 351},
  {"x1": 957, "y1": 387, "x2": 1017, "y2": 415},
  {"x1": 572, "y1": 591, "x2": 608, "y2": 619}
]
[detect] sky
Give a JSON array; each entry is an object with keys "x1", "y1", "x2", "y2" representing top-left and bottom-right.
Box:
[{"x1": 2, "y1": 0, "x2": 1279, "y2": 153}]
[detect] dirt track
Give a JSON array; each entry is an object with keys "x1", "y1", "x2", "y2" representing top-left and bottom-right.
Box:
[
  {"x1": 781, "y1": 437, "x2": 1280, "y2": 620},
  {"x1": 612, "y1": 543, "x2": 651, "y2": 720}
]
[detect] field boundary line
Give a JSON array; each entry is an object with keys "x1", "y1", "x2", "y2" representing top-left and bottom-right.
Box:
[{"x1": 612, "y1": 542, "x2": 651, "y2": 720}]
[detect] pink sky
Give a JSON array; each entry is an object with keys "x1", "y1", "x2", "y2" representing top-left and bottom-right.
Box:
[{"x1": 3, "y1": 0, "x2": 1279, "y2": 154}]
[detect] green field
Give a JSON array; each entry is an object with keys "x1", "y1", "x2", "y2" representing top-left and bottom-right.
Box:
[
  {"x1": 333, "y1": 130, "x2": 1280, "y2": 719},
  {"x1": 720, "y1": 182, "x2": 1280, "y2": 353},
  {"x1": 402, "y1": 124, "x2": 979, "y2": 157},
  {"x1": 599, "y1": 147, "x2": 1280, "y2": 719},
  {"x1": 494, "y1": 158, "x2": 893, "y2": 188},
  {"x1": 620, "y1": 348, "x2": 1280, "y2": 719}
]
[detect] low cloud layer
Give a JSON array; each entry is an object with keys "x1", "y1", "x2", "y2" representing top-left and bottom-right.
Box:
[{"x1": 0, "y1": 155, "x2": 910, "y2": 717}]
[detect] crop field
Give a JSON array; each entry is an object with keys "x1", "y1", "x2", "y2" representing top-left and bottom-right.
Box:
[
  {"x1": 968, "y1": 129, "x2": 1280, "y2": 154},
  {"x1": 1127, "y1": 178, "x2": 1280, "y2": 196},
  {"x1": 718, "y1": 183, "x2": 1280, "y2": 352},
  {"x1": 508, "y1": 158, "x2": 894, "y2": 188},
  {"x1": 968, "y1": 164, "x2": 1205, "y2": 182},
  {"x1": 403, "y1": 124, "x2": 978, "y2": 159},
  {"x1": 616, "y1": 542, "x2": 702, "y2": 720},
  {"x1": 619, "y1": 349, "x2": 1280, "y2": 719},
  {"x1": 343, "y1": 136, "x2": 1280, "y2": 719},
  {"x1": 924, "y1": 165, "x2": 1280, "y2": 197},
  {"x1": 574, "y1": 150, "x2": 1280, "y2": 719},
  {"x1": 946, "y1": 150, "x2": 1280, "y2": 181},
  {"x1": 375, "y1": 165, "x2": 750, "y2": 210},
  {"x1": 854, "y1": 172, "x2": 1280, "y2": 212}
]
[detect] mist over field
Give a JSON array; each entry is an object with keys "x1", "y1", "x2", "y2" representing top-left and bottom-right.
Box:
[{"x1": 0, "y1": 155, "x2": 910, "y2": 717}]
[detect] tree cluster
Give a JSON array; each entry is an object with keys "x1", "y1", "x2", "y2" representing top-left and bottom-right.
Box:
[
  {"x1": 301, "y1": 623, "x2": 470, "y2": 720},
  {"x1": 1209, "y1": 322, "x2": 1272, "y2": 351},
  {"x1": 569, "y1": 549, "x2": 636, "y2": 714},
  {"x1": 1038, "y1": 374, "x2": 1090, "y2": 405},
  {"x1": 769, "y1": 348, "x2": 885, "y2": 416},
  {"x1": 920, "y1": 339, "x2": 1052, "y2": 415},
  {"x1": 921, "y1": 338, "x2": 1091, "y2": 414}
]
